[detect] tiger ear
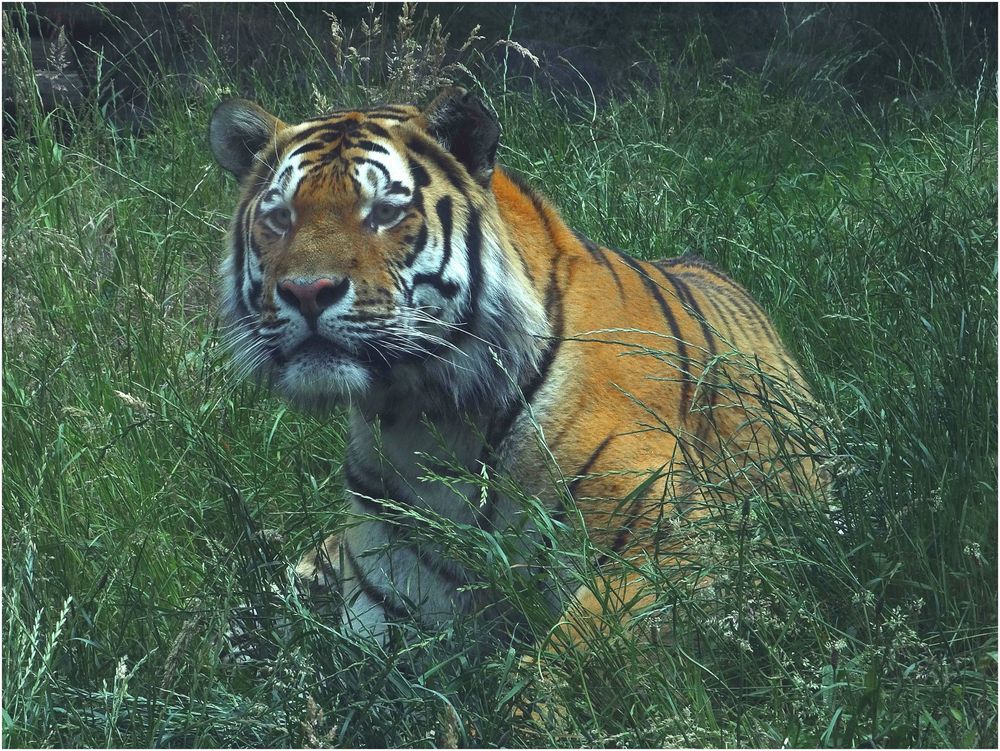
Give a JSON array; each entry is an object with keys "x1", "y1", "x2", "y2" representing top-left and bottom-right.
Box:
[
  {"x1": 209, "y1": 99, "x2": 285, "y2": 180},
  {"x1": 422, "y1": 88, "x2": 500, "y2": 186}
]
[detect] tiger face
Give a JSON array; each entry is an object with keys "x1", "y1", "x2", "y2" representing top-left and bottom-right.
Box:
[{"x1": 209, "y1": 90, "x2": 544, "y2": 412}]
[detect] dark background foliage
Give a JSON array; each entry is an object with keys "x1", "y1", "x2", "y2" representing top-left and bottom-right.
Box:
[{"x1": 6, "y1": 2, "x2": 997, "y2": 134}]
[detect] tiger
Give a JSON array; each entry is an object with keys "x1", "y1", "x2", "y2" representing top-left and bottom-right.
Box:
[{"x1": 209, "y1": 87, "x2": 825, "y2": 652}]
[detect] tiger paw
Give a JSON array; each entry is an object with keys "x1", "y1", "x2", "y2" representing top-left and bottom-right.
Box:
[{"x1": 293, "y1": 533, "x2": 343, "y2": 618}]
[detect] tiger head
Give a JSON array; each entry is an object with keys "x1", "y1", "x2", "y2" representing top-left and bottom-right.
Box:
[{"x1": 209, "y1": 89, "x2": 546, "y2": 413}]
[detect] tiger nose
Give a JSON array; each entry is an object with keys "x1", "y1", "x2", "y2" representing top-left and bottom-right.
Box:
[{"x1": 277, "y1": 277, "x2": 350, "y2": 321}]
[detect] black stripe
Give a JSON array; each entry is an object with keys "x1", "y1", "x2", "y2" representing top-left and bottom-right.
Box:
[
  {"x1": 406, "y1": 137, "x2": 469, "y2": 196},
  {"x1": 610, "y1": 494, "x2": 650, "y2": 554},
  {"x1": 403, "y1": 224, "x2": 429, "y2": 267},
  {"x1": 365, "y1": 113, "x2": 413, "y2": 122},
  {"x1": 481, "y1": 290, "x2": 562, "y2": 528},
  {"x1": 654, "y1": 264, "x2": 716, "y2": 358},
  {"x1": 387, "y1": 181, "x2": 411, "y2": 196},
  {"x1": 410, "y1": 545, "x2": 470, "y2": 588},
  {"x1": 344, "y1": 463, "x2": 386, "y2": 515},
  {"x1": 506, "y1": 171, "x2": 562, "y2": 263},
  {"x1": 345, "y1": 463, "x2": 479, "y2": 572},
  {"x1": 593, "y1": 472, "x2": 666, "y2": 567},
  {"x1": 353, "y1": 156, "x2": 390, "y2": 184},
  {"x1": 678, "y1": 273, "x2": 737, "y2": 342},
  {"x1": 597, "y1": 490, "x2": 646, "y2": 566},
  {"x1": 411, "y1": 273, "x2": 459, "y2": 298},
  {"x1": 568, "y1": 434, "x2": 616, "y2": 499},
  {"x1": 306, "y1": 105, "x2": 413, "y2": 120},
  {"x1": 573, "y1": 229, "x2": 600, "y2": 256},
  {"x1": 363, "y1": 122, "x2": 392, "y2": 139},
  {"x1": 655, "y1": 266, "x2": 720, "y2": 459},
  {"x1": 435, "y1": 196, "x2": 453, "y2": 275},
  {"x1": 678, "y1": 270, "x2": 785, "y2": 355},
  {"x1": 345, "y1": 466, "x2": 470, "y2": 589},
  {"x1": 318, "y1": 128, "x2": 351, "y2": 143},
  {"x1": 345, "y1": 453, "x2": 431, "y2": 517},
  {"x1": 316, "y1": 130, "x2": 346, "y2": 145},
  {"x1": 485, "y1": 260, "x2": 565, "y2": 452},
  {"x1": 290, "y1": 122, "x2": 348, "y2": 143},
  {"x1": 230, "y1": 199, "x2": 249, "y2": 316},
  {"x1": 676, "y1": 260, "x2": 785, "y2": 351},
  {"x1": 243, "y1": 212, "x2": 262, "y2": 312},
  {"x1": 343, "y1": 542, "x2": 409, "y2": 619},
  {"x1": 615, "y1": 252, "x2": 694, "y2": 421},
  {"x1": 686, "y1": 261, "x2": 767, "y2": 318},
  {"x1": 247, "y1": 230, "x2": 263, "y2": 258},
  {"x1": 408, "y1": 160, "x2": 429, "y2": 215},
  {"x1": 410, "y1": 189, "x2": 424, "y2": 215},
  {"x1": 297, "y1": 114, "x2": 340, "y2": 125},
  {"x1": 368, "y1": 104, "x2": 414, "y2": 114},
  {"x1": 248, "y1": 278, "x2": 262, "y2": 309},
  {"x1": 500, "y1": 168, "x2": 541, "y2": 204},
  {"x1": 510, "y1": 243, "x2": 535, "y2": 285},
  {"x1": 291, "y1": 173, "x2": 310, "y2": 202},
  {"x1": 349, "y1": 139, "x2": 390, "y2": 155},
  {"x1": 653, "y1": 264, "x2": 718, "y2": 365},
  {"x1": 402, "y1": 206, "x2": 483, "y2": 363},
  {"x1": 408, "y1": 159, "x2": 430, "y2": 188},
  {"x1": 342, "y1": 311, "x2": 383, "y2": 323},
  {"x1": 275, "y1": 165, "x2": 293, "y2": 188},
  {"x1": 526, "y1": 263, "x2": 566, "y2": 405},
  {"x1": 290, "y1": 140, "x2": 327, "y2": 159},
  {"x1": 599, "y1": 247, "x2": 627, "y2": 297},
  {"x1": 462, "y1": 208, "x2": 483, "y2": 331},
  {"x1": 556, "y1": 433, "x2": 617, "y2": 530},
  {"x1": 404, "y1": 197, "x2": 459, "y2": 299},
  {"x1": 529, "y1": 192, "x2": 554, "y2": 236},
  {"x1": 573, "y1": 230, "x2": 625, "y2": 298}
]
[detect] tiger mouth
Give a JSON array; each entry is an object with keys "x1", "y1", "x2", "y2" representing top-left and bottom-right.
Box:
[{"x1": 285, "y1": 335, "x2": 386, "y2": 369}]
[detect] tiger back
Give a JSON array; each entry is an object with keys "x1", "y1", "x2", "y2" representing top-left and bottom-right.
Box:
[{"x1": 209, "y1": 87, "x2": 825, "y2": 649}]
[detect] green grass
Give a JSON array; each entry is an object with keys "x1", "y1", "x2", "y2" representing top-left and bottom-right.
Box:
[{"x1": 3, "y1": 5, "x2": 996, "y2": 748}]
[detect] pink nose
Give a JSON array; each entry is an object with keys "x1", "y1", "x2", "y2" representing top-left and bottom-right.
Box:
[{"x1": 277, "y1": 277, "x2": 349, "y2": 320}]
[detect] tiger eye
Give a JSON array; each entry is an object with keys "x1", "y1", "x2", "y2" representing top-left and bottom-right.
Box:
[
  {"x1": 368, "y1": 202, "x2": 406, "y2": 228},
  {"x1": 262, "y1": 206, "x2": 292, "y2": 235}
]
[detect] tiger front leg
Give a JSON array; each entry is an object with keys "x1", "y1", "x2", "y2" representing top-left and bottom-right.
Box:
[{"x1": 294, "y1": 528, "x2": 394, "y2": 644}]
